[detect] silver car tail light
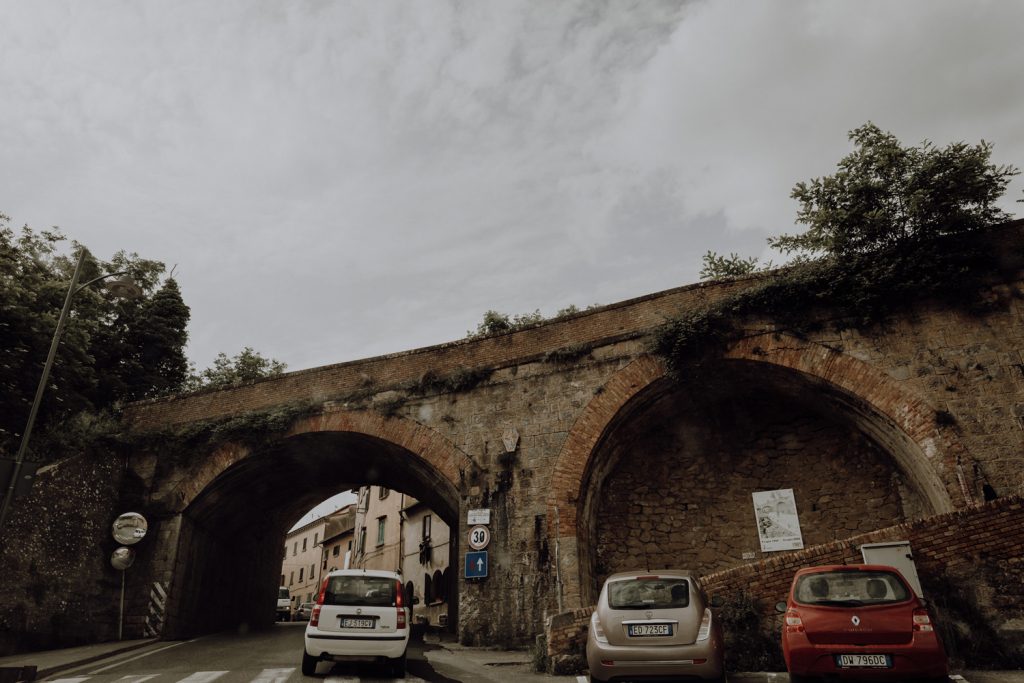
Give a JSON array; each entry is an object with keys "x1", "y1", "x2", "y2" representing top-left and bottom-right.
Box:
[{"x1": 696, "y1": 608, "x2": 713, "y2": 641}]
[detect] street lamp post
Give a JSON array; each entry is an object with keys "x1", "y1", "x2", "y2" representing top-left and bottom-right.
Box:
[{"x1": 0, "y1": 247, "x2": 140, "y2": 535}]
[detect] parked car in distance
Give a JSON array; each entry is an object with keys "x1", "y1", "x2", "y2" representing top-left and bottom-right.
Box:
[
  {"x1": 293, "y1": 602, "x2": 314, "y2": 621},
  {"x1": 302, "y1": 568, "x2": 410, "y2": 678},
  {"x1": 777, "y1": 564, "x2": 948, "y2": 683},
  {"x1": 586, "y1": 569, "x2": 725, "y2": 683},
  {"x1": 276, "y1": 586, "x2": 291, "y2": 622}
]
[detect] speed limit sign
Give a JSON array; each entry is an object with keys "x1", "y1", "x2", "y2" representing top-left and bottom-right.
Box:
[{"x1": 468, "y1": 525, "x2": 490, "y2": 550}]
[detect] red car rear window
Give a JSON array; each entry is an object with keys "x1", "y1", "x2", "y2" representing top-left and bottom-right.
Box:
[{"x1": 794, "y1": 570, "x2": 910, "y2": 606}]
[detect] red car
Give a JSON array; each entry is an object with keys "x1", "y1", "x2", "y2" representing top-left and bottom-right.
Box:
[{"x1": 777, "y1": 565, "x2": 948, "y2": 682}]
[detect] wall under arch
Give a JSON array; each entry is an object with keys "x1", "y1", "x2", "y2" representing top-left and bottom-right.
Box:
[{"x1": 551, "y1": 340, "x2": 961, "y2": 607}]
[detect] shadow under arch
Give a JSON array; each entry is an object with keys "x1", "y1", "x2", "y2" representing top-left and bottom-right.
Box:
[
  {"x1": 548, "y1": 339, "x2": 966, "y2": 609},
  {"x1": 158, "y1": 408, "x2": 469, "y2": 638}
]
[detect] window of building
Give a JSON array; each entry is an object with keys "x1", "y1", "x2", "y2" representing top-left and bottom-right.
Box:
[
  {"x1": 332, "y1": 545, "x2": 340, "y2": 557},
  {"x1": 281, "y1": 574, "x2": 285, "y2": 585},
  {"x1": 293, "y1": 542, "x2": 297, "y2": 556},
  {"x1": 378, "y1": 487, "x2": 389, "y2": 499},
  {"x1": 289, "y1": 571, "x2": 294, "y2": 585},
  {"x1": 299, "y1": 568, "x2": 304, "y2": 581},
  {"x1": 376, "y1": 516, "x2": 386, "y2": 545},
  {"x1": 314, "y1": 533, "x2": 318, "y2": 545},
  {"x1": 302, "y1": 538, "x2": 307, "y2": 552},
  {"x1": 358, "y1": 527, "x2": 366, "y2": 554},
  {"x1": 310, "y1": 564, "x2": 314, "y2": 577},
  {"x1": 422, "y1": 514, "x2": 431, "y2": 540}
]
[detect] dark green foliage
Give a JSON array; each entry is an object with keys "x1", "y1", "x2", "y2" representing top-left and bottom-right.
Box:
[
  {"x1": 715, "y1": 591, "x2": 786, "y2": 672},
  {"x1": 411, "y1": 367, "x2": 494, "y2": 395},
  {"x1": 922, "y1": 573, "x2": 1024, "y2": 669},
  {"x1": 187, "y1": 346, "x2": 287, "y2": 390},
  {"x1": 658, "y1": 124, "x2": 1020, "y2": 379},
  {"x1": 0, "y1": 217, "x2": 190, "y2": 459},
  {"x1": 467, "y1": 309, "x2": 545, "y2": 338},
  {"x1": 542, "y1": 342, "x2": 594, "y2": 364},
  {"x1": 700, "y1": 251, "x2": 771, "y2": 280},
  {"x1": 771, "y1": 123, "x2": 1019, "y2": 258}
]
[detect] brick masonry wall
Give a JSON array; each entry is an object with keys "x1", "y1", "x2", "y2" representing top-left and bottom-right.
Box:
[{"x1": 545, "y1": 496, "x2": 1024, "y2": 670}]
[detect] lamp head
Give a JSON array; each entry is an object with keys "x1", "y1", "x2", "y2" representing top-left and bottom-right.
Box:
[{"x1": 103, "y1": 277, "x2": 143, "y2": 299}]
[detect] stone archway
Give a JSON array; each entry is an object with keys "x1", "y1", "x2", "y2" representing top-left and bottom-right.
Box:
[
  {"x1": 149, "y1": 407, "x2": 471, "y2": 639},
  {"x1": 548, "y1": 338, "x2": 966, "y2": 608}
]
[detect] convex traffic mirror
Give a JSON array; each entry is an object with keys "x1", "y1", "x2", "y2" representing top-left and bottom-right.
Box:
[
  {"x1": 111, "y1": 546, "x2": 136, "y2": 570},
  {"x1": 112, "y1": 512, "x2": 148, "y2": 545}
]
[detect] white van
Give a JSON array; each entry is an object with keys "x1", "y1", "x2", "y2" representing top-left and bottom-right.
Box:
[
  {"x1": 276, "y1": 586, "x2": 291, "y2": 622},
  {"x1": 302, "y1": 568, "x2": 410, "y2": 677}
]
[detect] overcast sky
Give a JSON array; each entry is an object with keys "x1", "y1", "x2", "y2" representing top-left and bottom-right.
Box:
[{"x1": 3, "y1": 0, "x2": 1023, "y2": 376}]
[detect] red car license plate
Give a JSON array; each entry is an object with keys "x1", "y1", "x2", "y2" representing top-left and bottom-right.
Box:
[
  {"x1": 340, "y1": 617, "x2": 375, "y2": 629},
  {"x1": 835, "y1": 654, "x2": 891, "y2": 668}
]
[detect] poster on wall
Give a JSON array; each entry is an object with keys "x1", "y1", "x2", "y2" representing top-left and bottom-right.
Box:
[{"x1": 752, "y1": 488, "x2": 804, "y2": 552}]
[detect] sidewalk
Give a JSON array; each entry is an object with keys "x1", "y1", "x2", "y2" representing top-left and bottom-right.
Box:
[{"x1": 0, "y1": 639, "x2": 158, "y2": 682}]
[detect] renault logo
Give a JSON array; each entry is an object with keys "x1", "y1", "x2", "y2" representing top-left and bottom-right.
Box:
[{"x1": 851, "y1": 615, "x2": 860, "y2": 626}]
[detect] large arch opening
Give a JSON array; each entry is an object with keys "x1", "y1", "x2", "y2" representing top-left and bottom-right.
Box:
[
  {"x1": 566, "y1": 352, "x2": 956, "y2": 606},
  {"x1": 164, "y1": 427, "x2": 461, "y2": 639}
]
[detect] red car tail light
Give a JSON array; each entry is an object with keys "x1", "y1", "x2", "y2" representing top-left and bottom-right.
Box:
[
  {"x1": 785, "y1": 608, "x2": 804, "y2": 632},
  {"x1": 310, "y1": 577, "x2": 329, "y2": 627},
  {"x1": 913, "y1": 608, "x2": 934, "y2": 632},
  {"x1": 395, "y1": 579, "x2": 407, "y2": 630}
]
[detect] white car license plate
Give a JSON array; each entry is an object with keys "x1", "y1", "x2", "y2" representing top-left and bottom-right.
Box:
[
  {"x1": 836, "y1": 654, "x2": 891, "y2": 668},
  {"x1": 340, "y1": 617, "x2": 375, "y2": 629},
  {"x1": 627, "y1": 624, "x2": 672, "y2": 637}
]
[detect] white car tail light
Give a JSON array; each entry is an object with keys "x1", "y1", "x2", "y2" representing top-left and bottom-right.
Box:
[
  {"x1": 697, "y1": 608, "x2": 713, "y2": 641},
  {"x1": 913, "y1": 609, "x2": 934, "y2": 632}
]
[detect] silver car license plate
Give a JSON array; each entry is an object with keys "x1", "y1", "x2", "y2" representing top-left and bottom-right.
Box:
[
  {"x1": 340, "y1": 617, "x2": 375, "y2": 629},
  {"x1": 627, "y1": 623, "x2": 672, "y2": 637},
  {"x1": 836, "y1": 654, "x2": 891, "y2": 668}
]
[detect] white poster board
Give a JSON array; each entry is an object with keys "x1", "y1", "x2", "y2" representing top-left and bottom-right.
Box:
[{"x1": 752, "y1": 489, "x2": 804, "y2": 552}]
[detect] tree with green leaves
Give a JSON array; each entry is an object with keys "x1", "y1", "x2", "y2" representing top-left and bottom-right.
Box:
[
  {"x1": 0, "y1": 216, "x2": 192, "y2": 458},
  {"x1": 769, "y1": 122, "x2": 1020, "y2": 259},
  {"x1": 699, "y1": 251, "x2": 770, "y2": 280},
  {"x1": 188, "y1": 346, "x2": 287, "y2": 390}
]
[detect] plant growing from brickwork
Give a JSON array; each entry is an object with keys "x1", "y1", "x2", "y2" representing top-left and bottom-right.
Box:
[
  {"x1": 715, "y1": 590, "x2": 786, "y2": 673},
  {"x1": 655, "y1": 124, "x2": 1022, "y2": 379}
]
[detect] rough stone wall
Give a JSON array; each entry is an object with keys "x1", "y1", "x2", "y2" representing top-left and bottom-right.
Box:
[
  {"x1": 0, "y1": 453, "x2": 124, "y2": 656},
  {"x1": 546, "y1": 497, "x2": 1024, "y2": 670},
  {"x1": 594, "y1": 391, "x2": 925, "y2": 586}
]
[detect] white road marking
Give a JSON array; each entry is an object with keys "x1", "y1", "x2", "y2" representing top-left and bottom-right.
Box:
[
  {"x1": 250, "y1": 669, "x2": 295, "y2": 683},
  {"x1": 176, "y1": 673, "x2": 228, "y2": 683},
  {"x1": 115, "y1": 676, "x2": 160, "y2": 683},
  {"x1": 577, "y1": 676, "x2": 589, "y2": 683},
  {"x1": 47, "y1": 678, "x2": 92, "y2": 683},
  {"x1": 90, "y1": 641, "x2": 193, "y2": 674}
]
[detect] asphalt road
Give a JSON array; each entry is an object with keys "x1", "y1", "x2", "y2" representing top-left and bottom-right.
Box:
[{"x1": 41, "y1": 622, "x2": 468, "y2": 683}]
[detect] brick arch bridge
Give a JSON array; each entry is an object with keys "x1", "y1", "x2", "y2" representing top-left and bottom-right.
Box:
[{"x1": 5, "y1": 224, "x2": 1023, "y2": 651}]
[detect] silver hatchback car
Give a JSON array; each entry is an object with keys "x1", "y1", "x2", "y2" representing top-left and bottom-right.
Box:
[
  {"x1": 302, "y1": 569, "x2": 410, "y2": 677},
  {"x1": 586, "y1": 570, "x2": 725, "y2": 683}
]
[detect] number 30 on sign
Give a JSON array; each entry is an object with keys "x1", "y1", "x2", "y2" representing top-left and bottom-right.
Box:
[{"x1": 468, "y1": 525, "x2": 490, "y2": 550}]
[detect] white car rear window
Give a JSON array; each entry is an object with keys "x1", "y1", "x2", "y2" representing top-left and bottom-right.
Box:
[{"x1": 324, "y1": 575, "x2": 397, "y2": 607}]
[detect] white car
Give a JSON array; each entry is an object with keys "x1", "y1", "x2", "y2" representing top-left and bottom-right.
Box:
[{"x1": 302, "y1": 568, "x2": 410, "y2": 678}]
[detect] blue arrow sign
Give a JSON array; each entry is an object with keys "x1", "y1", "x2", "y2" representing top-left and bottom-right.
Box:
[{"x1": 465, "y1": 551, "x2": 488, "y2": 579}]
